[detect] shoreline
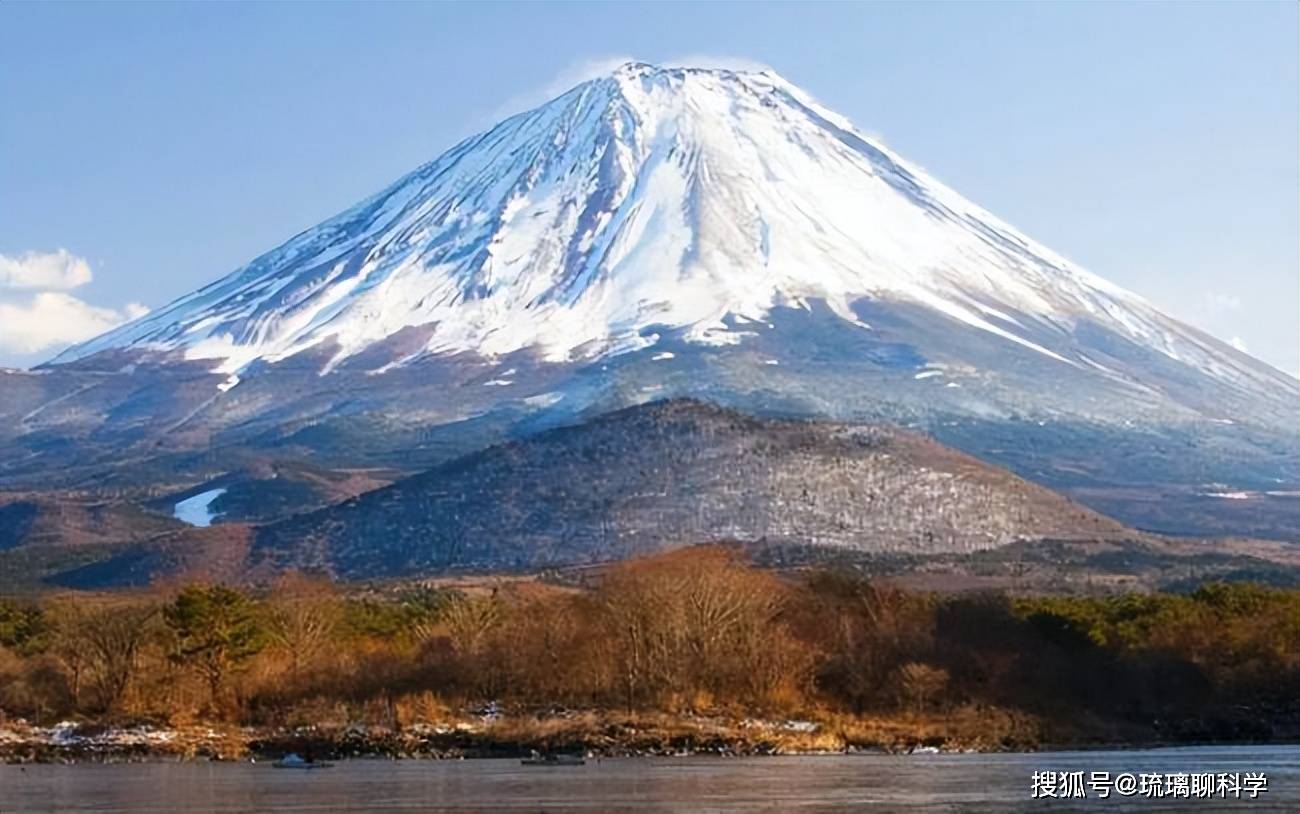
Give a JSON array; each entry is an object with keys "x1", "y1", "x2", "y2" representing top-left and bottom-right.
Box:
[{"x1": 2, "y1": 716, "x2": 1294, "y2": 765}]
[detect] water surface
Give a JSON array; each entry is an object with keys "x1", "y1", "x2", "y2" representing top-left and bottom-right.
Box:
[{"x1": 2, "y1": 745, "x2": 1296, "y2": 812}]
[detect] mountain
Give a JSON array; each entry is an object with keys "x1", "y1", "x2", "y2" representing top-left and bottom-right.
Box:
[
  {"x1": 5, "y1": 63, "x2": 1298, "y2": 539},
  {"x1": 49, "y1": 64, "x2": 1290, "y2": 407}
]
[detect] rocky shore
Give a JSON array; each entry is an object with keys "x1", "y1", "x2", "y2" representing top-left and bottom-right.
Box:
[
  {"x1": 6, "y1": 701, "x2": 1291, "y2": 764},
  {"x1": 0, "y1": 708, "x2": 1047, "y2": 763}
]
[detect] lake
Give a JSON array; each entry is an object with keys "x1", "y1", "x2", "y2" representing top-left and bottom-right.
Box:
[{"x1": 1, "y1": 745, "x2": 1296, "y2": 812}]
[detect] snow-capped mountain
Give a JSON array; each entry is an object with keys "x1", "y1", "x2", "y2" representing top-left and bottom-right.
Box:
[
  {"x1": 54, "y1": 64, "x2": 1290, "y2": 403},
  {"x1": 13, "y1": 63, "x2": 1299, "y2": 539}
]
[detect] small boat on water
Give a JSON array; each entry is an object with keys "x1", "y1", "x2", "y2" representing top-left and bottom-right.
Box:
[
  {"x1": 520, "y1": 751, "x2": 585, "y2": 766},
  {"x1": 273, "y1": 752, "x2": 334, "y2": 770}
]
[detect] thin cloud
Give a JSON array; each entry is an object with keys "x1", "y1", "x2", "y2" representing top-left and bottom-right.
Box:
[{"x1": 490, "y1": 55, "x2": 635, "y2": 120}]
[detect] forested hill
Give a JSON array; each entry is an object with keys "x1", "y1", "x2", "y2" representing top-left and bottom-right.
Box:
[{"x1": 249, "y1": 400, "x2": 1135, "y2": 579}]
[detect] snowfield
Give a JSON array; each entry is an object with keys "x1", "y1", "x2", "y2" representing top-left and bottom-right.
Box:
[{"x1": 51, "y1": 63, "x2": 1290, "y2": 412}]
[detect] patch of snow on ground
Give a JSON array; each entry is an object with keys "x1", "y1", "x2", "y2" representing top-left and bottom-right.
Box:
[
  {"x1": 524, "y1": 392, "x2": 564, "y2": 408},
  {"x1": 173, "y1": 488, "x2": 227, "y2": 527}
]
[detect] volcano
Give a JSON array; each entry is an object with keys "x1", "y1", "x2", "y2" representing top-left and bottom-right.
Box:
[{"x1": 6, "y1": 63, "x2": 1298, "y2": 540}]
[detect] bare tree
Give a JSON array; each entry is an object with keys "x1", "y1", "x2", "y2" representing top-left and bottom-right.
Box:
[
  {"x1": 895, "y1": 662, "x2": 949, "y2": 714},
  {"x1": 443, "y1": 592, "x2": 503, "y2": 657},
  {"x1": 83, "y1": 604, "x2": 159, "y2": 712},
  {"x1": 46, "y1": 601, "x2": 158, "y2": 713},
  {"x1": 266, "y1": 575, "x2": 340, "y2": 682},
  {"x1": 45, "y1": 607, "x2": 90, "y2": 710}
]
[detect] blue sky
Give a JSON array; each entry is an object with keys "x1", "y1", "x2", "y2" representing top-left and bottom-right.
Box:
[{"x1": 2, "y1": 2, "x2": 1296, "y2": 374}]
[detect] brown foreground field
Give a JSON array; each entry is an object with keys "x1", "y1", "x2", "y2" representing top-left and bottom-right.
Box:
[{"x1": 2, "y1": 547, "x2": 1297, "y2": 762}]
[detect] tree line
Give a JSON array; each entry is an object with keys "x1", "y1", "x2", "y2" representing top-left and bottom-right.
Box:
[{"x1": 0, "y1": 547, "x2": 1296, "y2": 742}]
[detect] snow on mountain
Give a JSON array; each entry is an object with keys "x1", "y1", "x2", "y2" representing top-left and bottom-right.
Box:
[{"x1": 53, "y1": 63, "x2": 1290, "y2": 408}]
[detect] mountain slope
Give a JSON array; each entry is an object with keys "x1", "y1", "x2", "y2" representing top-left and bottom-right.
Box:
[{"x1": 53, "y1": 64, "x2": 1293, "y2": 419}]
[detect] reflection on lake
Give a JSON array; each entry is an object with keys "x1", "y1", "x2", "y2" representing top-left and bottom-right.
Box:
[{"x1": 2, "y1": 745, "x2": 1296, "y2": 812}]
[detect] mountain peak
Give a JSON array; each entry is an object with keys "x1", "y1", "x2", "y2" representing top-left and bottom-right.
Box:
[
  {"x1": 607, "y1": 60, "x2": 775, "y2": 79},
  {"x1": 599, "y1": 60, "x2": 802, "y2": 116},
  {"x1": 609, "y1": 60, "x2": 669, "y2": 79}
]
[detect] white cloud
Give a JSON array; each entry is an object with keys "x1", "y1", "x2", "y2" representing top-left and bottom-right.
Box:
[
  {"x1": 1229, "y1": 336, "x2": 1249, "y2": 353},
  {"x1": 0, "y1": 250, "x2": 148, "y2": 356},
  {"x1": 0, "y1": 249, "x2": 93, "y2": 291},
  {"x1": 0, "y1": 292, "x2": 147, "y2": 354}
]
